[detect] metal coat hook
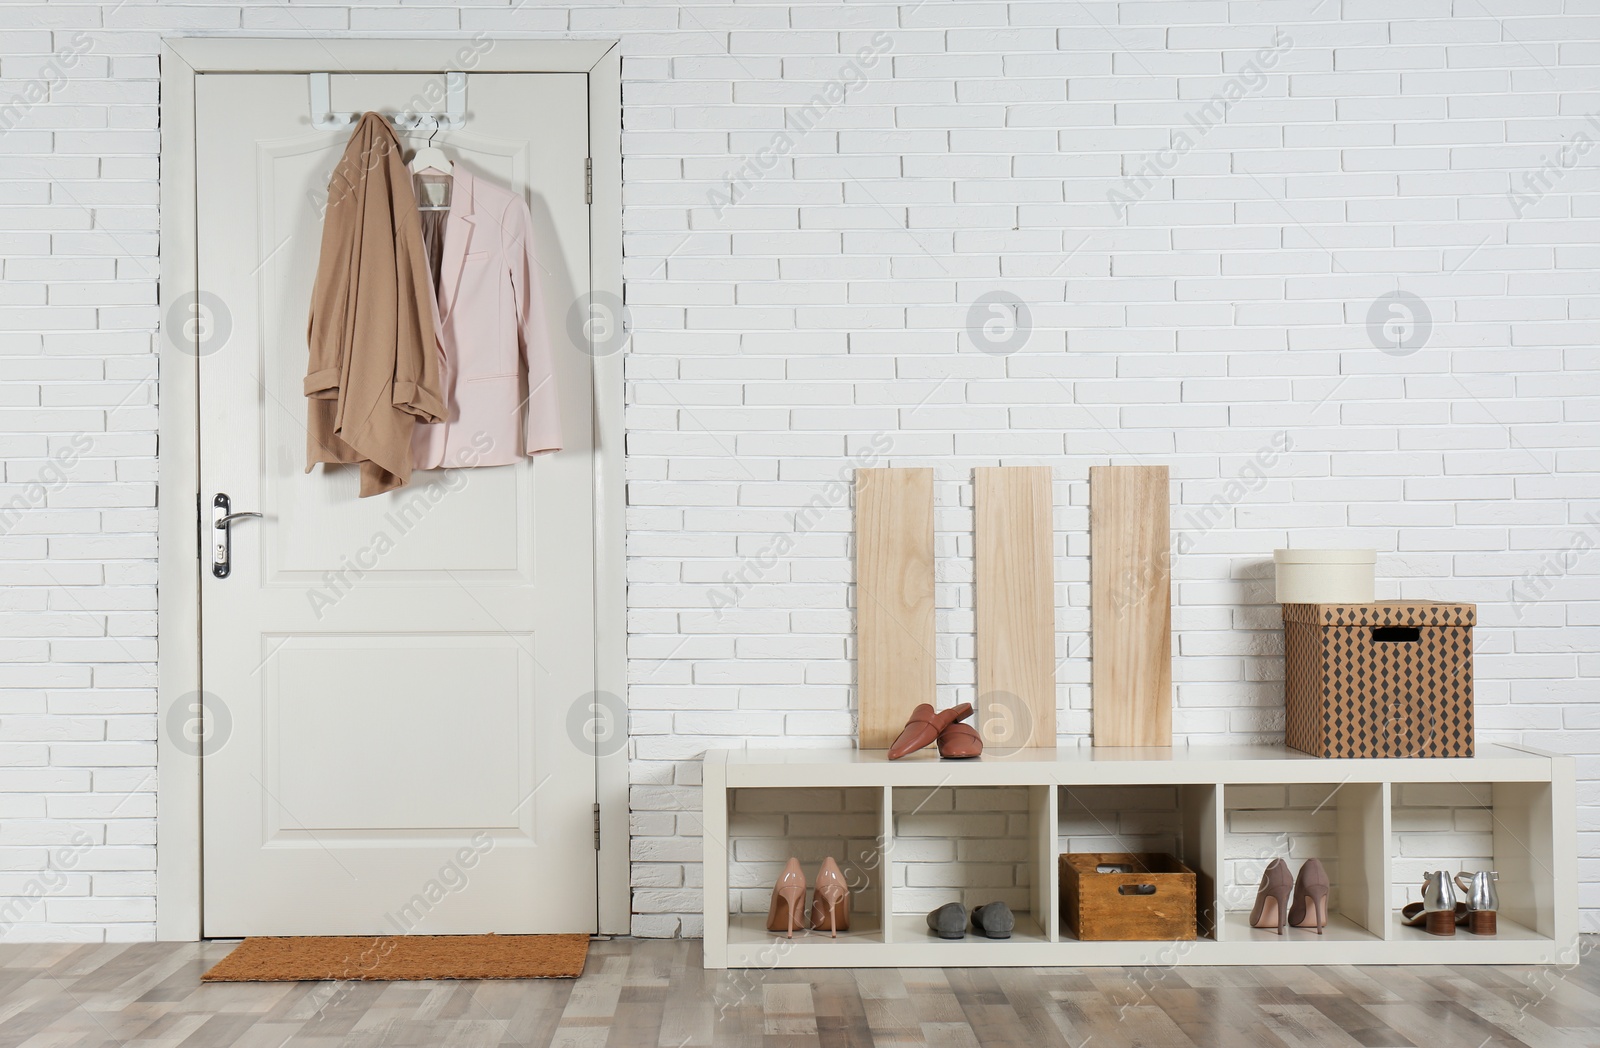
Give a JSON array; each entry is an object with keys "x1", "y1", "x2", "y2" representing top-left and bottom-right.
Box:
[{"x1": 309, "y1": 71, "x2": 466, "y2": 132}]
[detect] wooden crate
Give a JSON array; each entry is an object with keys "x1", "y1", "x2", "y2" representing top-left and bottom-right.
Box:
[
  {"x1": 1060, "y1": 852, "x2": 1196, "y2": 941},
  {"x1": 1282, "y1": 601, "x2": 1474, "y2": 758}
]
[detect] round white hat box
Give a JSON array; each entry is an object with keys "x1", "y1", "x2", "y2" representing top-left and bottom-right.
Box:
[{"x1": 1272, "y1": 549, "x2": 1376, "y2": 604}]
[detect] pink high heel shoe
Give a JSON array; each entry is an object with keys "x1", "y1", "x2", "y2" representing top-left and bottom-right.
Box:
[
  {"x1": 766, "y1": 857, "x2": 806, "y2": 938},
  {"x1": 810, "y1": 857, "x2": 851, "y2": 937}
]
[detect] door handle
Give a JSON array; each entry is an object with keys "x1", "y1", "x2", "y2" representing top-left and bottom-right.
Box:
[{"x1": 211, "y1": 493, "x2": 261, "y2": 579}]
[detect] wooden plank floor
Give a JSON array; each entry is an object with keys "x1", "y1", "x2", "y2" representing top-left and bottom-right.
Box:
[{"x1": 0, "y1": 936, "x2": 1594, "y2": 1047}]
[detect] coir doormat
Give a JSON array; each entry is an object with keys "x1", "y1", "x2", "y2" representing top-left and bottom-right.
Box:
[{"x1": 201, "y1": 933, "x2": 589, "y2": 982}]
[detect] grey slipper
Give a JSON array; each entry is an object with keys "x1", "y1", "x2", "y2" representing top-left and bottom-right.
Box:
[
  {"x1": 926, "y1": 902, "x2": 967, "y2": 940},
  {"x1": 971, "y1": 901, "x2": 1014, "y2": 939}
]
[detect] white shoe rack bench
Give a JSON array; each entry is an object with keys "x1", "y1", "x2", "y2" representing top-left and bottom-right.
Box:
[{"x1": 702, "y1": 742, "x2": 1577, "y2": 969}]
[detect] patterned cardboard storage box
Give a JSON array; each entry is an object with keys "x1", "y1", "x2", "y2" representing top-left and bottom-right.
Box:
[{"x1": 1281, "y1": 601, "x2": 1475, "y2": 758}]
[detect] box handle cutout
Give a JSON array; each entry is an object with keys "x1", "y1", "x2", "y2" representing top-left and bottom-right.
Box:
[
  {"x1": 1118, "y1": 884, "x2": 1157, "y2": 896},
  {"x1": 1095, "y1": 864, "x2": 1133, "y2": 874},
  {"x1": 1372, "y1": 626, "x2": 1421, "y2": 642}
]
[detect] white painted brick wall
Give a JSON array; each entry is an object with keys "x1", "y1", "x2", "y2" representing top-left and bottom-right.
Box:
[
  {"x1": 726, "y1": 787, "x2": 886, "y2": 922},
  {"x1": 1389, "y1": 783, "x2": 1497, "y2": 909},
  {"x1": 0, "y1": 0, "x2": 1596, "y2": 941},
  {"x1": 893, "y1": 786, "x2": 1032, "y2": 915}
]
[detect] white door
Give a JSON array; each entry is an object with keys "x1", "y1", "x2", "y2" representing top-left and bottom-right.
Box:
[{"x1": 195, "y1": 73, "x2": 597, "y2": 936}]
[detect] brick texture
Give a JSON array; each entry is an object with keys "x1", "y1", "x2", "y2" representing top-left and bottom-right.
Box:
[{"x1": 0, "y1": 1, "x2": 1595, "y2": 940}]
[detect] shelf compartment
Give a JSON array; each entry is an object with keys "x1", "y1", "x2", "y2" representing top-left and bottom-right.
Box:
[
  {"x1": 1058, "y1": 783, "x2": 1219, "y2": 939},
  {"x1": 1390, "y1": 779, "x2": 1558, "y2": 940},
  {"x1": 1221, "y1": 781, "x2": 1388, "y2": 939},
  {"x1": 721, "y1": 785, "x2": 888, "y2": 941},
  {"x1": 889, "y1": 783, "x2": 1056, "y2": 941}
]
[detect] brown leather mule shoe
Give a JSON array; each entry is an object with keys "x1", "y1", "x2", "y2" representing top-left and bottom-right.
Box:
[
  {"x1": 936, "y1": 721, "x2": 983, "y2": 759},
  {"x1": 887, "y1": 703, "x2": 973, "y2": 760}
]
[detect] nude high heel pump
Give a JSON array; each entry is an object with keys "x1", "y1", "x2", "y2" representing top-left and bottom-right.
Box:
[
  {"x1": 766, "y1": 857, "x2": 807, "y2": 938},
  {"x1": 810, "y1": 856, "x2": 851, "y2": 938},
  {"x1": 1288, "y1": 858, "x2": 1330, "y2": 934},
  {"x1": 1249, "y1": 858, "x2": 1293, "y2": 935}
]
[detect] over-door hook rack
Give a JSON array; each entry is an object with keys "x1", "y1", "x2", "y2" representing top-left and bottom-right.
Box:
[{"x1": 309, "y1": 71, "x2": 467, "y2": 132}]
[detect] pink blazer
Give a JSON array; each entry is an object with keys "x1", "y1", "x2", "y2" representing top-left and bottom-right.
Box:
[{"x1": 412, "y1": 169, "x2": 562, "y2": 470}]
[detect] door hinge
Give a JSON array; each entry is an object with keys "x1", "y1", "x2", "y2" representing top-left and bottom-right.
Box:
[
  {"x1": 592, "y1": 803, "x2": 601, "y2": 850},
  {"x1": 585, "y1": 157, "x2": 592, "y2": 205}
]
